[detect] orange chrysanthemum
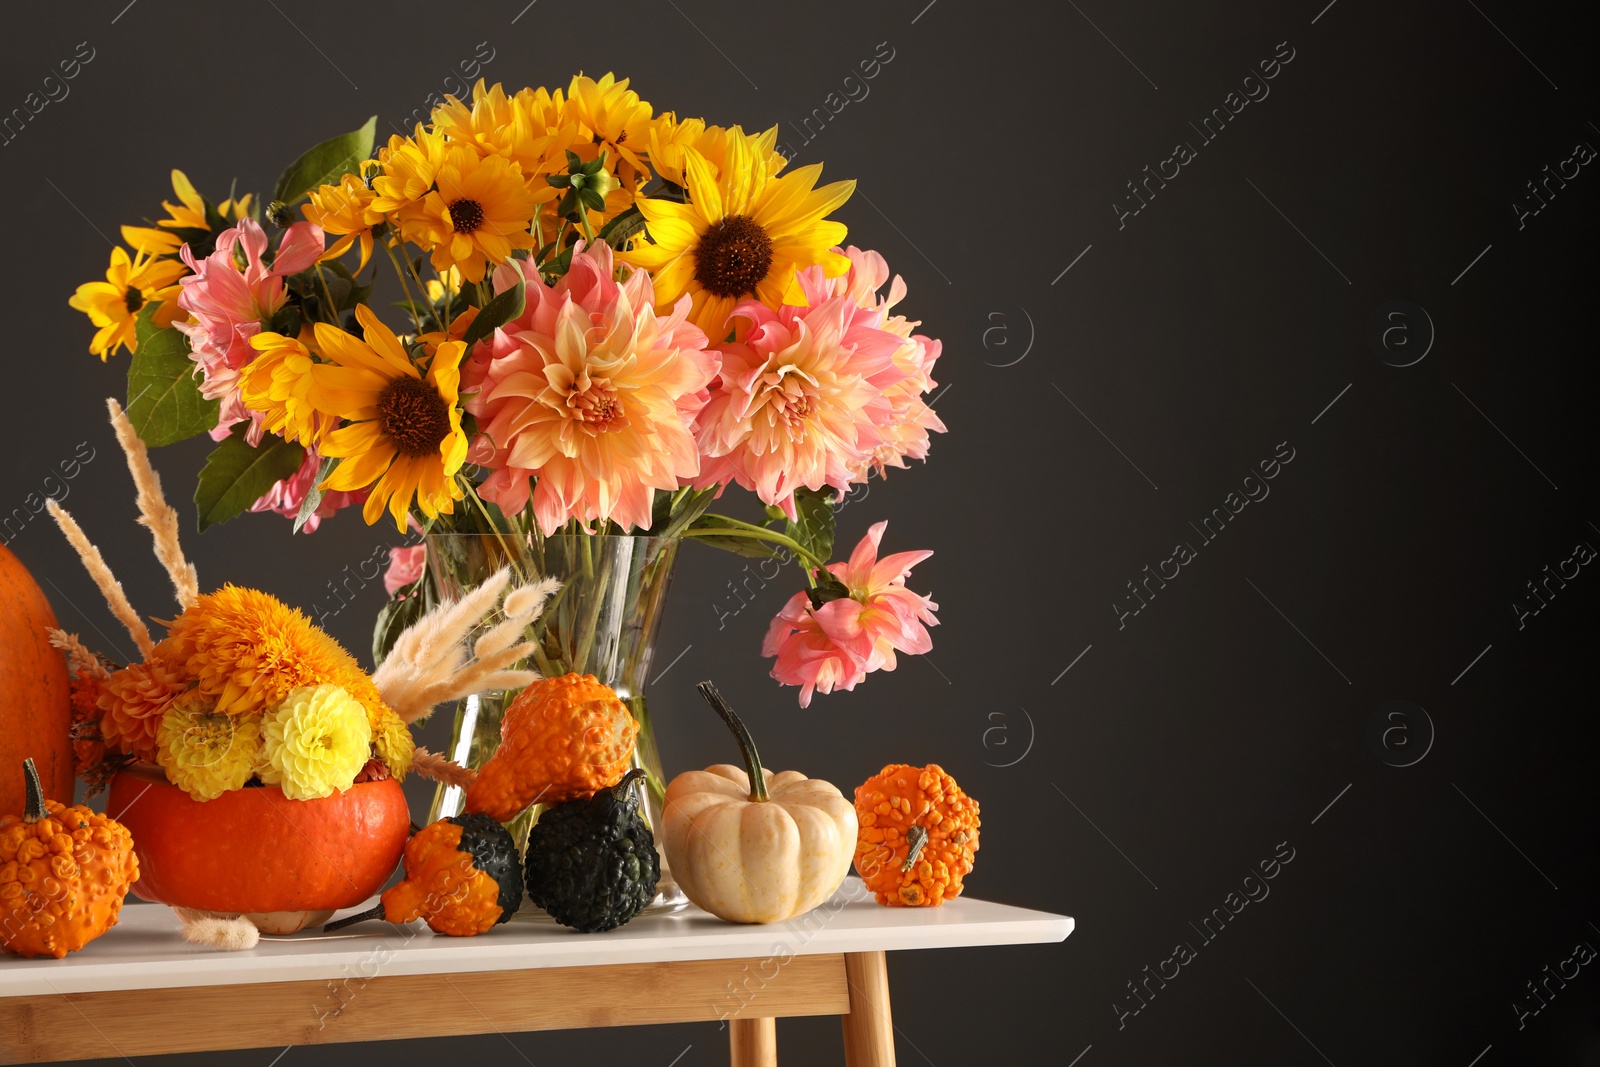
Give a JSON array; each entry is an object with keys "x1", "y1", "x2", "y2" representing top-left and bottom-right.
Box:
[
  {"x1": 98, "y1": 657, "x2": 190, "y2": 762},
  {"x1": 161, "y1": 584, "x2": 388, "y2": 721},
  {"x1": 69, "y1": 673, "x2": 107, "y2": 776}
]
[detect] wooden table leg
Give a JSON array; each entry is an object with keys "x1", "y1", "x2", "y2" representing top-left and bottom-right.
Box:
[
  {"x1": 729, "y1": 1016, "x2": 777, "y2": 1067},
  {"x1": 840, "y1": 950, "x2": 895, "y2": 1067}
]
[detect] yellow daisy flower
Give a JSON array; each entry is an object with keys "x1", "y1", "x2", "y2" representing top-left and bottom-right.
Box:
[
  {"x1": 310, "y1": 305, "x2": 469, "y2": 531},
  {"x1": 371, "y1": 126, "x2": 451, "y2": 223},
  {"x1": 122, "y1": 170, "x2": 250, "y2": 256},
  {"x1": 621, "y1": 133, "x2": 854, "y2": 341},
  {"x1": 564, "y1": 72, "x2": 655, "y2": 188},
  {"x1": 432, "y1": 81, "x2": 578, "y2": 185},
  {"x1": 68, "y1": 246, "x2": 186, "y2": 359},
  {"x1": 156, "y1": 698, "x2": 263, "y2": 802},
  {"x1": 406, "y1": 147, "x2": 541, "y2": 282},
  {"x1": 260, "y1": 684, "x2": 372, "y2": 800}
]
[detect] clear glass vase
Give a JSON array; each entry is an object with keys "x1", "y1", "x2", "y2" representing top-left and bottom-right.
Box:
[{"x1": 423, "y1": 531, "x2": 686, "y2": 913}]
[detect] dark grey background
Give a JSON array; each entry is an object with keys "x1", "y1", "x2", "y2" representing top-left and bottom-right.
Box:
[{"x1": 2, "y1": 0, "x2": 1596, "y2": 1064}]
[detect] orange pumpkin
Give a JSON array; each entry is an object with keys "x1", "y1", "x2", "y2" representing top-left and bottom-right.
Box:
[
  {"x1": 0, "y1": 758, "x2": 138, "y2": 958},
  {"x1": 464, "y1": 673, "x2": 639, "y2": 823},
  {"x1": 107, "y1": 764, "x2": 409, "y2": 915},
  {"x1": 853, "y1": 763, "x2": 980, "y2": 907},
  {"x1": 0, "y1": 544, "x2": 72, "y2": 814}
]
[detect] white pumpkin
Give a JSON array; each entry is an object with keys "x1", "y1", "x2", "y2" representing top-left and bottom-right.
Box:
[{"x1": 662, "y1": 684, "x2": 857, "y2": 924}]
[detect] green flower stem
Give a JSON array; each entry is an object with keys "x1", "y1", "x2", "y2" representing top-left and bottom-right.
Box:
[
  {"x1": 379, "y1": 239, "x2": 423, "y2": 331},
  {"x1": 683, "y1": 520, "x2": 828, "y2": 580}
]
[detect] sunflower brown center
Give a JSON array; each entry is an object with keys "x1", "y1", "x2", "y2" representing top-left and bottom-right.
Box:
[
  {"x1": 693, "y1": 215, "x2": 773, "y2": 298},
  {"x1": 124, "y1": 286, "x2": 144, "y2": 314},
  {"x1": 448, "y1": 198, "x2": 485, "y2": 234},
  {"x1": 378, "y1": 376, "x2": 452, "y2": 457}
]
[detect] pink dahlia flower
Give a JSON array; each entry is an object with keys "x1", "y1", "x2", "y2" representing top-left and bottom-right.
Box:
[
  {"x1": 763, "y1": 521, "x2": 938, "y2": 707},
  {"x1": 694, "y1": 293, "x2": 907, "y2": 519},
  {"x1": 461, "y1": 241, "x2": 718, "y2": 535},
  {"x1": 177, "y1": 218, "x2": 324, "y2": 440},
  {"x1": 795, "y1": 246, "x2": 945, "y2": 480},
  {"x1": 248, "y1": 446, "x2": 367, "y2": 532}
]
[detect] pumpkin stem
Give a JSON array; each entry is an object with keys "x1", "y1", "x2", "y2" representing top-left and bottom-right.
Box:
[
  {"x1": 612, "y1": 767, "x2": 648, "y2": 807},
  {"x1": 324, "y1": 903, "x2": 385, "y2": 933},
  {"x1": 901, "y1": 824, "x2": 929, "y2": 872},
  {"x1": 21, "y1": 758, "x2": 46, "y2": 823},
  {"x1": 696, "y1": 681, "x2": 767, "y2": 803}
]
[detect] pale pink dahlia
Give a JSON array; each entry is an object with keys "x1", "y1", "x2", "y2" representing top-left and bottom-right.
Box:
[
  {"x1": 177, "y1": 218, "x2": 324, "y2": 439},
  {"x1": 461, "y1": 241, "x2": 718, "y2": 535},
  {"x1": 795, "y1": 246, "x2": 945, "y2": 480},
  {"x1": 383, "y1": 545, "x2": 427, "y2": 596},
  {"x1": 763, "y1": 521, "x2": 938, "y2": 707},
  {"x1": 694, "y1": 294, "x2": 907, "y2": 519}
]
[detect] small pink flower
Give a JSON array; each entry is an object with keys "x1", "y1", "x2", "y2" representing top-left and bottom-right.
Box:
[
  {"x1": 762, "y1": 521, "x2": 938, "y2": 707},
  {"x1": 383, "y1": 545, "x2": 427, "y2": 596},
  {"x1": 249, "y1": 446, "x2": 367, "y2": 532},
  {"x1": 177, "y1": 218, "x2": 324, "y2": 440}
]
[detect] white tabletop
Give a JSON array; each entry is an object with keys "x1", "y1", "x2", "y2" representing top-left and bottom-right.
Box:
[{"x1": 0, "y1": 878, "x2": 1072, "y2": 996}]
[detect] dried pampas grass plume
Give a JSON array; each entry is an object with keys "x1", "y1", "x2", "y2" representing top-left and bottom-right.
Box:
[
  {"x1": 106, "y1": 398, "x2": 199, "y2": 608},
  {"x1": 373, "y1": 568, "x2": 560, "y2": 724},
  {"x1": 45, "y1": 498, "x2": 155, "y2": 660},
  {"x1": 47, "y1": 628, "x2": 113, "y2": 680},
  {"x1": 411, "y1": 747, "x2": 477, "y2": 789},
  {"x1": 174, "y1": 909, "x2": 261, "y2": 952}
]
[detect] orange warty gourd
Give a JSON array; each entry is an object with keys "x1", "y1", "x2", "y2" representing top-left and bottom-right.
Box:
[
  {"x1": 107, "y1": 764, "x2": 409, "y2": 914},
  {"x1": 0, "y1": 758, "x2": 139, "y2": 959},
  {"x1": 0, "y1": 544, "x2": 73, "y2": 815},
  {"x1": 853, "y1": 763, "x2": 980, "y2": 907},
  {"x1": 464, "y1": 673, "x2": 639, "y2": 823}
]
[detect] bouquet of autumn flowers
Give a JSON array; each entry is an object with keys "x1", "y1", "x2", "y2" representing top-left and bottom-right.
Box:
[{"x1": 70, "y1": 73, "x2": 943, "y2": 706}]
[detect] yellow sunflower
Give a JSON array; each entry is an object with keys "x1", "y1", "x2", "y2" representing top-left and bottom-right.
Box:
[
  {"x1": 309, "y1": 305, "x2": 469, "y2": 531},
  {"x1": 564, "y1": 72, "x2": 655, "y2": 186},
  {"x1": 406, "y1": 147, "x2": 542, "y2": 282},
  {"x1": 68, "y1": 246, "x2": 186, "y2": 359},
  {"x1": 645, "y1": 118, "x2": 786, "y2": 190},
  {"x1": 432, "y1": 81, "x2": 578, "y2": 185},
  {"x1": 621, "y1": 133, "x2": 854, "y2": 341},
  {"x1": 371, "y1": 125, "x2": 451, "y2": 222}
]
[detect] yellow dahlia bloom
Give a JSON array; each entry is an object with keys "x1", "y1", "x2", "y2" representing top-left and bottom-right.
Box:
[
  {"x1": 621, "y1": 133, "x2": 854, "y2": 341},
  {"x1": 309, "y1": 305, "x2": 469, "y2": 531},
  {"x1": 404, "y1": 148, "x2": 541, "y2": 282},
  {"x1": 156, "y1": 699, "x2": 262, "y2": 801},
  {"x1": 260, "y1": 685, "x2": 372, "y2": 800},
  {"x1": 563, "y1": 72, "x2": 655, "y2": 187},
  {"x1": 646, "y1": 118, "x2": 786, "y2": 190},
  {"x1": 369, "y1": 704, "x2": 414, "y2": 779},
  {"x1": 371, "y1": 126, "x2": 451, "y2": 222},
  {"x1": 303, "y1": 171, "x2": 383, "y2": 271},
  {"x1": 69, "y1": 246, "x2": 186, "y2": 359},
  {"x1": 162, "y1": 585, "x2": 383, "y2": 718},
  {"x1": 432, "y1": 81, "x2": 577, "y2": 185},
  {"x1": 240, "y1": 330, "x2": 332, "y2": 448}
]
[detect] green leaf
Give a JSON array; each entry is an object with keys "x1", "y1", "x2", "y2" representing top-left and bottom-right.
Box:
[
  {"x1": 272, "y1": 116, "x2": 377, "y2": 205},
  {"x1": 461, "y1": 278, "x2": 526, "y2": 348},
  {"x1": 193, "y1": 428, "x2": 306, "y2": 532},
  {"x1": 784, "y1": 487, "x2": 837, "y2": 566},
  {"x1": 126, "y1": 307, "x2": 219, "y2": 447},
  {"x1": 689, "y1": 516, "x2": 789, "y2": 560},
  {"x1": 806, "y1": 569, "x2": 852, "y2": 610},
  {"x1": 292, "y1": 455, "x2": 339, "y2": 535}
]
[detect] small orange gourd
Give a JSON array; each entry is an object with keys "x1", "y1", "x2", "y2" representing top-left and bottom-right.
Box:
[
  {"x1": 853, "y1": 763, "x2": 980, "y2": 907},
  {"x1": 465, "y1": 673, "x2": 638, "y2": 823},
  {"x1": 0, "y1": 758, "x2": 139, "y2": 958}
]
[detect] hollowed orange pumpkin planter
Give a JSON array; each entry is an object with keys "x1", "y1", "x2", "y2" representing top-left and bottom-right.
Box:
[{"x1": 108, "y1": 765, "x2": 409, "y2": 927}]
